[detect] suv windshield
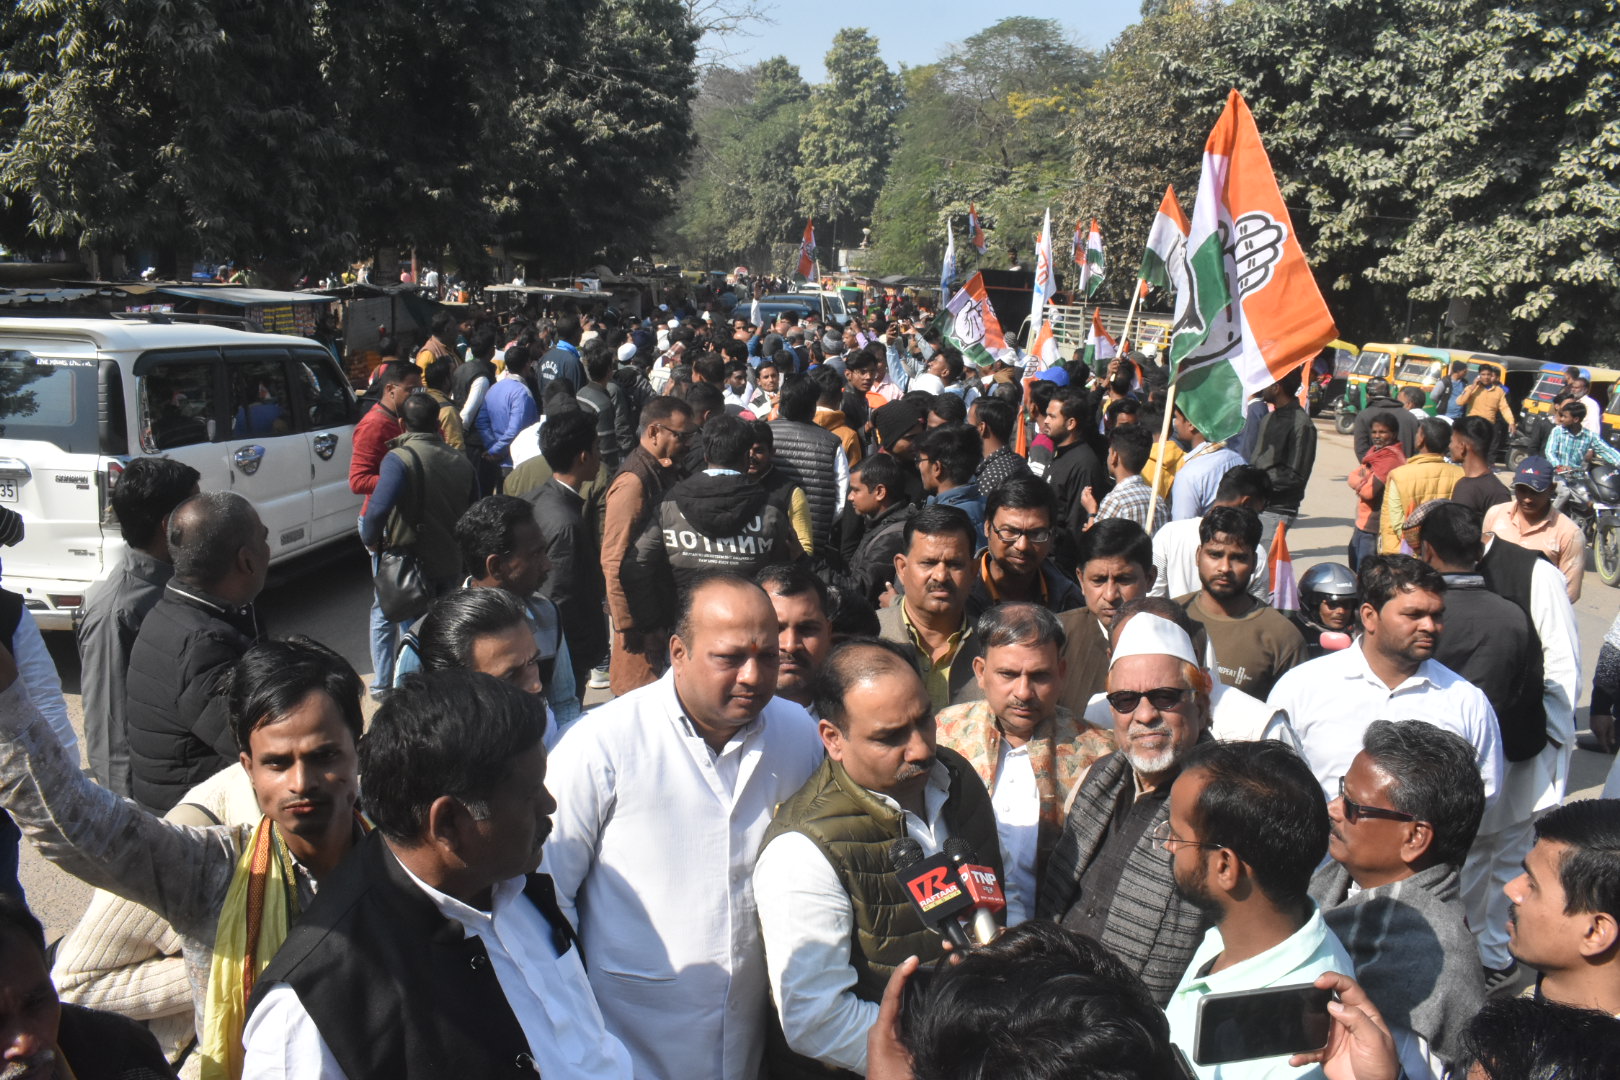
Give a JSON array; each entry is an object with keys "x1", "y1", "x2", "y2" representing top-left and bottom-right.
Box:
[{"x1": 0, "y1": 349, "x2": 100, "y2": 453}]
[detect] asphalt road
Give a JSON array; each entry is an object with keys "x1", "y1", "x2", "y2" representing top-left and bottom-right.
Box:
[{"x1": 17, "y1": 417, "x2": 1620, "y2": 939}]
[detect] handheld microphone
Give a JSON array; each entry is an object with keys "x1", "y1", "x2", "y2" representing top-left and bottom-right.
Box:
[
  {"x1": 889, "y1": 838, "x2": 973, "y2": 950},
  {"x1": 942, "y1": 838, "x2": 1005, "y2": 946}
]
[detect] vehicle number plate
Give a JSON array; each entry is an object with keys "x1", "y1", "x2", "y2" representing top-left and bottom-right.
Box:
[{"x1": 0, "y1": 481, "x2": 17, "y2": 503}]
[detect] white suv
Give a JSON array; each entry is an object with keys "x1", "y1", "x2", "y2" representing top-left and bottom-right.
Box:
[{"x1": 0, "y1": 318, "x2": 362, "y2": 629}]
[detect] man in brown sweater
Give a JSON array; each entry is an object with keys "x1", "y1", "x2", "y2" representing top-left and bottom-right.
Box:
[{"x1": 602, "y1": 396, "x2": 696, "y2": 695}]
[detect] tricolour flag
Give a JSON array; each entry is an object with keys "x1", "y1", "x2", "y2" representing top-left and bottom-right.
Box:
[
  {"x1": 941, "y1": 221, "x2": 957, "y2": 298},
  {"x1": 1139, "y1": 185, "x2": 1190, "y2": 291},
  {"x1": 940, "y1": 272, "x2": 1007, "y2": 369},
  {"x1": 1076, "y1": 220, "x2": 1105, "y2": 298},
  {"x1": 1026, "y1": 317, "x2": 1059, "y2": 374},
  {"x1": 1029, "y1": 209, "x2": 1054, "y2": 338},
  {"x1": 1168, "y1": 90, "x2": 1338, "y2": 444},
  {"x1": 796, "y1": 219, "x2": 816, "y2": 279},
  {"x1": 968, "y1": 204, "x2": 987, "y2": 254},
  {"x1": 1269, "y1": 519, "x2": 1298, "y2": 612},
  {"x1": 1080, "y1": 307, "x2": 1116, "y2": 371}
]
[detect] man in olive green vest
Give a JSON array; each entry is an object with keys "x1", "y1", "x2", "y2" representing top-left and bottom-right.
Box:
[{"x1": 754, "y1": 638, "x2": 1002, "y2": 1079}]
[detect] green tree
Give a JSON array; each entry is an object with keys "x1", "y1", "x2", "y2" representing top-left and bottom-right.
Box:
[
  {"x1": 798, "y1": 28, "x2": 900, "y2": 244},
  {"x1": 868, "y1": 18, "x2": 1099, "y2": 279},
  {"x1": 0, "y1": 0, "x2": 353, "y2": 272},
  {"x1": 1061, "y1": 1, "x2": 1245, "y2": 309},
  {"x1": 665, "y1": 56, "x2": 808, "y2": 270},
  {"x1": 498, "y1": 0, "x2": 700, "y2": 272},
  {"x1": 1368, "y1": 0, "x2": 1620, "y2": 358}
]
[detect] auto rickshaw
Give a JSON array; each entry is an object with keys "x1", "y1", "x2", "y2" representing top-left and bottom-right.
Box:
[
  {"x1": 1309, "y1": 340, "x2": 1359, "y2": 417},
  {"x1": 1386, "y1": 345, "x2": 1453, "y2": 413},
  {"x1": 1333, "y1": 343, "x2": 1402, "y2": 433}
]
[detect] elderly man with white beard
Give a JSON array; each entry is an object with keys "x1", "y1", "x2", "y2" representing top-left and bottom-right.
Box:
[{"x1": 1036, "y1": 611, "x2": 1218, "y2": 1005}]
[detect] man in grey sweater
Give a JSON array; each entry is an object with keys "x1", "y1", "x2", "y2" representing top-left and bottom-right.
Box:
[{"x1": 1309, "y1": 719, "x2": 1487, "y2": 1079}]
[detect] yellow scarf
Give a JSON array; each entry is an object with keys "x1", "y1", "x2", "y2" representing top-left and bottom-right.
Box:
[{"x1": 200, "y1": 817, "x2": 299, "y2": 1080}]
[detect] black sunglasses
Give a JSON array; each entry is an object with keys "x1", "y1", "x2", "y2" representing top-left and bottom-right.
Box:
[
  {"x1": 1338, "y1": 778, "x2": 1418, "y2": 825},
  {"x1": 1105, "y1": 686, "x2": 1191, "y2": 714}
]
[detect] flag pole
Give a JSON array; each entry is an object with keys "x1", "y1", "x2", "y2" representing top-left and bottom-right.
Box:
[
  {"x1": 1118, "y1": 278, "x2": 1145, "y2": 356},
  {"x1": 1145, "y1": 377, "x2": 1176, "y2": 533}
]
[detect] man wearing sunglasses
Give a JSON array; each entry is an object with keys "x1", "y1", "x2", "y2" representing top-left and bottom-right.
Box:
[
  {"x1": 1038, "y1": 611, "x2": 1216, "y2": 1004},
  {"x1": 1309, "y1": 720, "x2": 1488, "y2": 1080}
]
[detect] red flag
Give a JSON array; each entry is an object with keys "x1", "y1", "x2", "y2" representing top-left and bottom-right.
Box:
[
  {"x1": 796, "y1": 220, "x2": 816, "y2": 279},
  {"x1": 968, "y1": 205, "x2": 987, "y2": 254}
]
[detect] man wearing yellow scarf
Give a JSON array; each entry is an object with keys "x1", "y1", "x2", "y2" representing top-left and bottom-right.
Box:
[{"x1": 0, "y1": 636, "x2": 366, "y2": 1080}]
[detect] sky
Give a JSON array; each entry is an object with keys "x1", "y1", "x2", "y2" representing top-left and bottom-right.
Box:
[{"x1": 708, "y1": 1, "x2": 1145, "y2": 82}]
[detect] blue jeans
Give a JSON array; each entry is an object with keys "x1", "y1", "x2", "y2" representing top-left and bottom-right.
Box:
[
  {"x1": 365, "y1": 542, "x2": 403, "y2": 695},
  {"x1": 1348, "y1": 527, "x2": 1379, "y2": 571}
]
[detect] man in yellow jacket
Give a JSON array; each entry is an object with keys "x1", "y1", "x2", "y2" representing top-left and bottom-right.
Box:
[{"x1": 1379, "y1": 416, "x2": 1462, "y2": 552}]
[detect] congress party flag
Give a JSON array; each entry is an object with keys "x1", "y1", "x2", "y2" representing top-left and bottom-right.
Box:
[
  {"x1": 968, "y1": 204, "x2": 987, "y2": 254},
  {"x1": 1169, "y1": 90, "x2": 1338, "y2": 444},
  {"x1": 1028, "y1": 209, "x2": 1055, "y2": 337},
  {"x1": 1027, "y1": 317, "x2": 1059, "y2": 374},
  {"x1": 1076, "y1": 220, "x2": 1105, "y2": 299},
  {"x1": 941, "y1": 221, "x2": 957, "y2": 298},
  {"x1": 796, "y1": 219, "x2": 816, "y2": 279},
  {"x1": 1080, "y1": 307, "x2": 1116, "y2": 371},
  {"x1": 1140, "y1": 185, "x2": 1190, "y2": 292},
  {"x1": 941, "y1": 272, "x2": 1007, "y2": 369},
  {"x1": 1269, "y1": 519, "x2": 1299, "y2": 612}
]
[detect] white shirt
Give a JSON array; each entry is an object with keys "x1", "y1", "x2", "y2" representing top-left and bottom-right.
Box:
[
  {"x1": 753, "y1": 760, "x2": 954, "y2": 1075},
  {"x1": 509, "y1": 416, "x2": 545, "y2": 467},
  {"x1": 1150, "y1": 517, "x2": 1271, "y2": 604},
  {"x1": 1485, "y1": 543, "x2": 1580, "y2": 817},
  {"x1": 242, "y1": 851, "x2": 632, "y2": 1080},
  {"x1": 1267, "y1": 640, "x2": 1504, "y2": 803},
  {"x1": 989, "y1": 739, "x2": 1039, "y2": 925},
  {"x1": 541, "y1": 672, "x2": 824, "y2": 1080}
]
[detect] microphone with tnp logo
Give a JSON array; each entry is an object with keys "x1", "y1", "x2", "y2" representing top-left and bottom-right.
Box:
[
  {"x1": 889, "y1": 837, "x2": 973, "y2": 951},
  {"x1": 942, "y1": 838, "x2": 1005, "y2": 946}
]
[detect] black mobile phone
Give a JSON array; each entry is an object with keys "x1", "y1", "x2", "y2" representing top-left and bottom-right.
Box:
[{"x1": 1193, "y1": 982, "x2": 1333, "y2": 1066}]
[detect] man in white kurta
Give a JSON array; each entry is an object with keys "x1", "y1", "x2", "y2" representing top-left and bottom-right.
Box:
[{"x1": 543, "y1": 576, "x2": 824, "y2": 1080}]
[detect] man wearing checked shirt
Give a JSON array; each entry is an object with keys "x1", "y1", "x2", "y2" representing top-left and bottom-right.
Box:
[{"x1": 1545, "y1": 400, "x2": 1620, "y2": 510}]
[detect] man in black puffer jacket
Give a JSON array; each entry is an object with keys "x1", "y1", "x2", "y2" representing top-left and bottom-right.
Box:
[
  {"x1": 125, "y1": 492, "x2": 268, "y2": 812},
  {"x1": 622, "y1": 414, "x2": 802, "y2": 636}
]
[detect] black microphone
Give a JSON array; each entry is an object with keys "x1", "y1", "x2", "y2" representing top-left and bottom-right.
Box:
[
  {"x1": 942, "y1": 838, "x2": 1005, "y2": 946},
  {"x1": 889, "y1": 838, "x2": 972, "y2": 950}
]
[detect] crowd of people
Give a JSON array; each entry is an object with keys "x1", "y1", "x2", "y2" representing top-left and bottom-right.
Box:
[{"x1": 2, "y1": 292, "x2": 1619, "y2": 1080}]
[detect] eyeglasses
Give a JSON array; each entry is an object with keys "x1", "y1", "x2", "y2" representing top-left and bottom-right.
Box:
[
  {"x1": 1151, "y1": 819, "x2": 1225, "y2": 851},
  {"x1": 1105, "y1": 686, "x2": 1192, "y2": 714},
  {"x1": 1337, "y1": 778, "x2": 1419, "y2": 825},
  {"x1": 658, "y1": 423, "x2": 696, "y2": 443},
  {"x1": 991, "y1": 524, "x2": 1054, "y2": 545}
]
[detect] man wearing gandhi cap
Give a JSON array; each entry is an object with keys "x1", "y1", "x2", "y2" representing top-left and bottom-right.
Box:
[{"x1": 1037, "y1": 609, "x2": 1216, "y2": 1004}]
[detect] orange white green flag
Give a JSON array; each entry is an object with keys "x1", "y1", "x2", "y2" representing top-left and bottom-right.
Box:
[
  {"x1": 1139, "y1": 184, "x2": 1189, "y2": 293},
  {"x1": 940, "y1": 272, "x2": 1007, "y2": 368},
  {"x1": 1169, "y1": 90, "x2": 1337, "y2": 443},
  {"x1": 796, "y1": 219, "x2": 816, "y2": 279}
]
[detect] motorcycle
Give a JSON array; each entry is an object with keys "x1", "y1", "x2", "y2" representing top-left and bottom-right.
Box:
[
  {"x1": 1560, "y1": 463, "x2": 1620, "y2": 588},
  {"x1": 1506, "y1": 415, "x2": 1553, "y2": 472}
]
